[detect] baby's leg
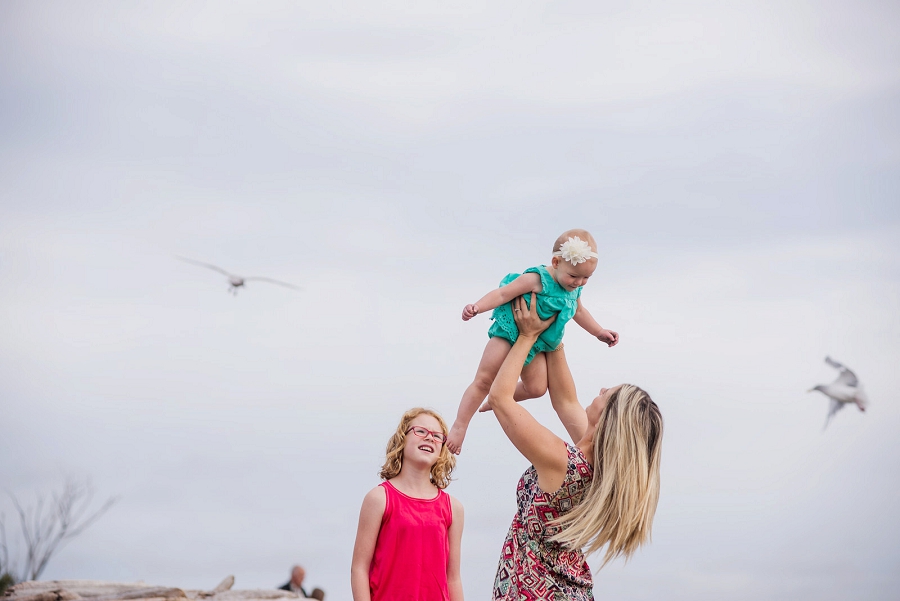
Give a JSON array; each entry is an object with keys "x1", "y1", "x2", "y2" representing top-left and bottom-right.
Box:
[
  {"x1": 516, "y1": 352, "x2": 548, "y2": 401},
  {"x1": 447, "y1": 337, "x2": 512, "y2": 455},
  {"x1": 479, "y1": 352, "x2": 548, "y2": 412}
]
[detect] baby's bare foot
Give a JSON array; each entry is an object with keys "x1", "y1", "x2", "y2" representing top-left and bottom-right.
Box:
[
  {"x1": 446, "y1": 422, "x2": 467, "y2": 455},
  {"x1": 478, "y1": 399, "x2": 494, "y2": 413}
]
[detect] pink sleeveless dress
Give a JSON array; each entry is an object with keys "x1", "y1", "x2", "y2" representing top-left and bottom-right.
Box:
[{"x1": 368, "y1": 481, "x2": 453, "y2": 601}]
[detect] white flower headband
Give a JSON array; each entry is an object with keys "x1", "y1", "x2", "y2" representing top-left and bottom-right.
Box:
[{"x1": 553, "y1": 236, "x2": 598, "y2": 265}]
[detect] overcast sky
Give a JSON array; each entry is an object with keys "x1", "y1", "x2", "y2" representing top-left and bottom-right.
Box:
[{"x1": 1, "y1": 2, "x2": 899, "y2": 600}]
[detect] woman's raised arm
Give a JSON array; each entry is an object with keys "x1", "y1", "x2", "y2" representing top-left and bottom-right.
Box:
[
  {"x1": 546, "y1": 347, "x2": 588, "y2": 443},
  {"x1": 487, "y1": 295, "x2": 569, "y2": 492}
]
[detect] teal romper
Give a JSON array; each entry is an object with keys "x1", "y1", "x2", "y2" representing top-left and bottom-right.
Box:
[{"x1": 488, "y1": 265, "x2": 582, "y2": 366}]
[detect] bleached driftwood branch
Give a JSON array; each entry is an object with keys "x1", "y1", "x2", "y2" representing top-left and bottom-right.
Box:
[{"x1": 4, "y1": 579, "x2": 300, "y2": 601}]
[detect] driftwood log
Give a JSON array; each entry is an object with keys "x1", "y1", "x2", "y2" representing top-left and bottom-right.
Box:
[{"x1": 4, "y1": 579, "x2": 303, "y2": 601}]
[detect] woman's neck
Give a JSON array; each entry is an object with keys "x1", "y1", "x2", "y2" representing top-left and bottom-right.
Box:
[{"x1": 575, "y1": 426, "x2": 597, "y2": 466}]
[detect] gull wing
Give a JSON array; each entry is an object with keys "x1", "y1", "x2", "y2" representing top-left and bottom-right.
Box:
[
  {"x1": 824, "y1": 356, "x2": 859, "y2": 387},
  {"x1": 824, "y1": 398, "x2": 846, "y2": 430},
  {"x1": 176, "y1": 256, "x2": 234, "y2": 278},
  {"x1": 242, "y1": 276, "x2": 302, "y2": 291}
]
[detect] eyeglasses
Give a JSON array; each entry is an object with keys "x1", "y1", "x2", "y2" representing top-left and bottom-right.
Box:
[{"x1": 406, "y1": 426, "x2": 447, "y2": 445}]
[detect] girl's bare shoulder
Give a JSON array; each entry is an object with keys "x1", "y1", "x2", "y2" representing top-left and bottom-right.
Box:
[
  {"x1": 360, "y1": 484, "x2": 387, "y2": 509},
  {"x1": 448, "y1": 493, "x2": 465, "y2": 523}
]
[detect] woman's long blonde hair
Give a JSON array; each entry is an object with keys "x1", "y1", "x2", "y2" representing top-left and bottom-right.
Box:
[
  {"x1": 550, "y1": 384, "x2": 663, "y2": 567},
  {"x1": 379, "y1": 408, "x2": 456, "y2": 489}
]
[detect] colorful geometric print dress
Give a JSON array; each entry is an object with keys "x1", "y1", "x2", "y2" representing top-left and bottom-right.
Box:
[
  {"x1": 488, "y1": 265, "x2": 582, "y2": 366},
  {"x1": 492, "y1": 443, "x2": 595, "y2": 600}
]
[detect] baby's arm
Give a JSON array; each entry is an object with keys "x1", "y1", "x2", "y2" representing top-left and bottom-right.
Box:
[
  {"x1": 462, "y1": 272, "x2": 542, "y2": 320},
  {"x1": 572, "y1": 298, "x2": 619, "y2": 347},
  {"x1": 350, "y1": 486, "x2": 386, "y2": 601}
]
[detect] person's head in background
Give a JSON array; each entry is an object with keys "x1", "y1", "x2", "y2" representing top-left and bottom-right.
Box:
[{"x1": 289, "y1": 565, "x2": 305, "y2": 589}]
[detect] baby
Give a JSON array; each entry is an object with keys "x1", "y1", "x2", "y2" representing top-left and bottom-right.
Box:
[{"x1": 446, "y1": 229, "x2": 619, "y2": 455}]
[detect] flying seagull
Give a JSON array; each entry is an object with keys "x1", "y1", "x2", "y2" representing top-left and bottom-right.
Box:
[
  {"x1": 177, "y1": 256, "x2": 301, "y2": 295},
  {"x1": 808, "y1": 356, "x2": 867, "y2": 429}
]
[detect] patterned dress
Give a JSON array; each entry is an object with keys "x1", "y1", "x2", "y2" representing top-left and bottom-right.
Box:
[{"x1": 493, "y1": 443, "x2": 594, "y2": 600}]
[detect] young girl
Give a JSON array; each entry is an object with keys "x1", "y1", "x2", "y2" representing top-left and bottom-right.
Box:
[
  {"x1": 446, "y1": 229, "x2": 619, "y2": 455},
  {"x1": 351, "y1": 408, "x2": 465, "y2": 601}
]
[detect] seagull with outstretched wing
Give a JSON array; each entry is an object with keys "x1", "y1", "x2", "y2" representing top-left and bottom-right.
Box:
[
  {"x1": 808, "y1": 356, "x2": 868, "y2": 429},
  {"x1": 177, "y1": 256, "x2": 300, "y2": 295}
]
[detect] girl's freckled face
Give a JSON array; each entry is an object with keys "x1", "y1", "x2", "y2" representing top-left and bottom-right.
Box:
[{"x1": 404, "y1": 414, "x2": 445, "y2": 466}]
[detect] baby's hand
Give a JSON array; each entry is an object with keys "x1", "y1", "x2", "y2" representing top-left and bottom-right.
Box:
[
  {"x1": 462, "y1": 304, "x2": 479, "y2": 321},
  {"x1": 597, "y1": 329, "x2": 619, "y2": 347}
]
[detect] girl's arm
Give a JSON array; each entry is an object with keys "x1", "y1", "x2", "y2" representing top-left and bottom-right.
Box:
[
  {"x1": 447, "y1": 495, "x2": 465, "y2": 601},
  {"x1": 486, "y1": 294, "x2": 569, "y2": 492},
  {"x1": 546, "y1": 346, "x2": 588, "y2": 442},
  {"x1": 350, "y1": 486, "x2": 386, "y2": 601},
  {"x1": 572, "y1": 298, "x2": 619, "y2": 346},
  {"x1": 462, "y1": 272, "x2": 542, "y2": 320}
]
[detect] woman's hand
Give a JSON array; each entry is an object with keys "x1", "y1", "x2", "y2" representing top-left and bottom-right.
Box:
[{"x1": 512, "y1": 293, "x2": 556, "y2": 338}]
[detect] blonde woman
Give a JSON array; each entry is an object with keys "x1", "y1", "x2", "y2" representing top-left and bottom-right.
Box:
[
  {"x1": 489, "y1": 294, "x2": 663, "y2": 600},
  {"x1": 351, "y1": 408, "x2": 464, "y2": 601}
]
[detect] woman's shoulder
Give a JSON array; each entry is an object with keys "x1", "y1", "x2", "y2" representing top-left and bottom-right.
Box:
[
  {"x1": 565, "y1": 444, "x2": 594, "y2": 480},
  {"x1": 566, "y1": 442, "x2": 588, "y2": 461}
]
